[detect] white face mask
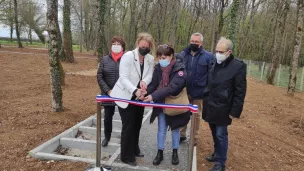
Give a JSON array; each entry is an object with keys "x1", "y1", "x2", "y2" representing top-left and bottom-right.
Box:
[
  {"x1": 216, "y1": 53, "x2": 228, "y2": 64},
  {"x1": 111, "y1": 45, "x2": 122, "y2": 53}
]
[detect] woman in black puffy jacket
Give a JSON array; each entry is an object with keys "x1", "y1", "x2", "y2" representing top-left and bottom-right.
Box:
[{"x1": 97, "y1": 36, "x2": 126, "y2": 147}]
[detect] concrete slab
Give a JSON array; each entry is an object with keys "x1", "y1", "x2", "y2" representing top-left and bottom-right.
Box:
[
  {"x1": 78, "y1": 126, "x2": 121, "y2": 138},
  {"x1": 29, "y1": 115, "x2": 95, "y2": 156},
  {"x1": 60, "y1": 137, "x2": 119, "y2": 153}
]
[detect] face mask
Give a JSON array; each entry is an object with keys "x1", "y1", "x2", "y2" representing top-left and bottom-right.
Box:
[
  {"x1": 159, "y1": 59, "x2": 170, "y2": 67},
  {"x1": 111, "y1": 45, "x2": 122, "y2": 53},
  {"x1": 138, "y1": 47, "x2": 150, "y2": 56},
  {"x1": 190, "y1": 44, "x2": 200, "y2": 52},
  {"x1": 216, "y1": 52, "x2": 228, "y2": 64}
]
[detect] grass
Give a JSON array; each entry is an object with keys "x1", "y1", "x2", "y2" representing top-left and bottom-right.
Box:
[
  {"x1": 0, "y1": 39, "x2": 93, "y2": 52},
  {"x1": 244, "y1": 59, "x2": 304, "y2": 92}
]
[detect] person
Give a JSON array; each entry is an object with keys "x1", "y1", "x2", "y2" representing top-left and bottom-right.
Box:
[
  {"x1": 203, "y1": 37, "x2": 247, "y2": 171},
  {"x1": 179, "y1": 32, "x2": 214, "y2": 144},
  {"x1": 110, "y1": 32, "x2": 155, "y2": 166},
  {"x1": 97, "y1": 36, "x2": 126, "y2": 147},
  {"x1": 144, "y1": 44, "x2": 190, "y2": 166}
]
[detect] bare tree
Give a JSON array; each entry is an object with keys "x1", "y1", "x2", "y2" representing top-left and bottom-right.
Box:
[
  {"x1": 287, "y1": 0, "x2": 303, "y2": 95},
  {"x1": 267, "y1": 0, "x2": 291, "y2": 85},
  {"x1": 97, "y1": 0, "x2": 107, "y2": 59},
  {"x1": 63, "y1": 0, "x2": 75, "y2": 63},
  {"x1": 13, "y1": 0, "x2": 22, "y2": 48},
  {"x1": 46, "y1": 0, "x2": 63, "y2": 112}
]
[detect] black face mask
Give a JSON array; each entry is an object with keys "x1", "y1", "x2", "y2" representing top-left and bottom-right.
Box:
[
  {"x1": 190, "y1": 44, "x2": 200, "y2": 52},
  {"x1": 138, "y1": 47, "x2": 150, "y2": 56}
]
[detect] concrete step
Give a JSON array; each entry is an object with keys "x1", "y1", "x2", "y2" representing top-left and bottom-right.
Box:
[
  {"x1": 78, "y1": 126, "x2": 121, "y2": 139},
  {"x1": 60, "y1": 137, "x2": 119, "y2": 154},
  {"x1": 92, "y1": 118, "x2": 122, "y2": 129},
  {"x1": 75, "y1": 131, "x2": 121, "y2": 144}
]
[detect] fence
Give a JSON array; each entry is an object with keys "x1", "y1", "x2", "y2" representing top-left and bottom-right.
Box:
[{"x1": 243, "y1": 59, "x2": 304, "y2": 92}]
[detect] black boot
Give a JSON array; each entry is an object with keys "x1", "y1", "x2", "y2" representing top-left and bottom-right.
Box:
[
  {"x1": 153, "y1": 149, "x2": 163, "y2": 165},
  {"x1": 205, "y1": 153, "x2": 216, "y2": 162},
  {"x1": 172, "y1": 149, "x2": 179, "y2": 165},
  {"x1": 102, "y1": 137, "x2": 110, "y2": 147}
]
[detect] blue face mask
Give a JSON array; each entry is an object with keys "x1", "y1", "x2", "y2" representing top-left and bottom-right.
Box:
[{"x1": 159, "y1": 59, "x2": 170, "y2": 67}]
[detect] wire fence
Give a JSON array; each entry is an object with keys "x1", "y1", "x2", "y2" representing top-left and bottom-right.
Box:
[{"x1": 243, "y1": 59, "x2": 304, "y2": 92}]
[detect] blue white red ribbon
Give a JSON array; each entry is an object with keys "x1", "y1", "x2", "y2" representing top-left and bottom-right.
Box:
[{"x1": 96, "y1": 95, "x2": 198, "y2": 113}]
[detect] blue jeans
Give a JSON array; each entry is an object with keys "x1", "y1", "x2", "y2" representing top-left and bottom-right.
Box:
[
  {"x1": 158, "y1": 112, "x2": 180, "y2": 150},
  {"x1": 209, "y1": 123, "x2": 228, "y2": 166}
]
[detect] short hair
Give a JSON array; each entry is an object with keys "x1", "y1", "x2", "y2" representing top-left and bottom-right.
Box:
[
  {"x1": 111, "y1": 36, "x2": 126, "y2": 51},
  {"x1": 156, "y1": 44, "x2": 175, "y2": 58},
  {"x1": 191, "y1": 32, "x2": 204, "y2": 42},
  {"x1": 218, "y1": 37, "x2": 233, "y2": 51}
]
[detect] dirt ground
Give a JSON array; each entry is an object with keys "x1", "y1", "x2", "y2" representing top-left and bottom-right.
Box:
[{"x1": 0, "y1": 46, "x2": 303, "y2": 171}]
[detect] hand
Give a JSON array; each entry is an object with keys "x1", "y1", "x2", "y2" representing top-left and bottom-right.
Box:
[
  {"x1": 140, "y1": 81, "x2": 147, "y2": 91},
  {"x1": 143, "y1": 95, "x2": 153, "y2": 102},
  {"x1": 107, "y1": 90, "x2": 112, "y2": 95},
  {"x1": 135, "y1": 89, "x2": 147, "y2": 97}
]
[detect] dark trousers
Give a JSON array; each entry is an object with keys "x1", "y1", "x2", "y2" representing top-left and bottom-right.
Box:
[
  {"x1": 118, "y1": 104, "x2": 144, "y2": 162},
  {"x1": 209, "y1": 123, "x2": 228, "y2": 166},
  {"x1": 104, "y1": 105, "x2": 116, "y2": 140}
]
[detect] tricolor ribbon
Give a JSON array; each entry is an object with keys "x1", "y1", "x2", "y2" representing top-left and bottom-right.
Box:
[{"x1": 96, "y1": 95, "x2": 198, "y2": 113}]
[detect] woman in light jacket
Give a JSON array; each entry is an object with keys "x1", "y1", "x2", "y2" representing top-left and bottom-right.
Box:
[{"x1": 110, "y1": 32, "x2": 155, "y2": 166}]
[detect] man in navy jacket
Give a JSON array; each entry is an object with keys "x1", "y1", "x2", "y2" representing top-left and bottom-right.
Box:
[{"x1": 178, "y1": 32, "x2": 214, "y2": 144}]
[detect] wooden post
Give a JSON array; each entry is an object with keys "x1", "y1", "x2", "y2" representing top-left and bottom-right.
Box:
[
  {"x1": 300, "y1": 67, "x2": 304, "y2": 91},
  {"x1": 96, "y1": 103, "x2": 102, "y2": 168},
  {"x1": 260, "y1": 62, "x2": 265, "y2": 80},
  {"x1": 187, "y1": 105, "x2": 198, "y2": 171},
  {"x1": 277, "y1": 64, "x2": 282, "y2": 86}
]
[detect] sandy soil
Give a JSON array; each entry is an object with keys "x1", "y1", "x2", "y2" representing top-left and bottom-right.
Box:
[{"x1": 0, "y1": 46, "x2": 303, "y2": 171}]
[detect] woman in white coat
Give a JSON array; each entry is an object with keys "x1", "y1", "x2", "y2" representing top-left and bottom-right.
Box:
[{"x1": 110, "y1": 32, "x2": 155, "y2": 166}]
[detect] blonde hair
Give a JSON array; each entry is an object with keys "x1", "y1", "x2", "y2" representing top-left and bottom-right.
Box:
[{"x1": 136, "y1": 32, "x2": 156, "y2": 57}]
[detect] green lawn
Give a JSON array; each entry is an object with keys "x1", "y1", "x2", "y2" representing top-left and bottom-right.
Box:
[
  {"x1": 244, "y1": 59, "x2": 304, "y2": 91},
  {"x1": 0, "y1": 40, "x2": 92, "y2": 52}
]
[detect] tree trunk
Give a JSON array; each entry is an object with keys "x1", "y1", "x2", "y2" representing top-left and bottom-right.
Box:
[
  {"x1": 227, "y1": 0, "x2": 240, "y2": 47},
  {"x1": 97, "y1": 0, "x2": 107, "y2": 59},
  {"x1": 128, "y1": 0, "x2": 136, "y2": 50},
  {"x1": 143, "y1": 0, "x2": 149, "y2": 32},
  {"x1": 46, "y1": 0, "x2": 64, "y2": 112},
  {"x1": 29, "y1": 28, "x2": 32, "y2": 44},
  {"x1": 9, "y1": 0, "x2": 13, "y2": 42},
  {"x1": 14, "y1": 0, "x2": 22, "y2": 48},
  {"x1": 267, "y1": 0, "x2": 291, "y2": 84},
  {"x1": 84, "y1": 0, "x2": 89, "y2": 51},
  {"x1": 168, "y1": 0, "x2": 180, "y2": 47},
  {"x1": 33, "y1": 25, "x2": 46, "y2": 44},
  {"x1": 287, "y1": 0, "x2": 302, "y2": 95},
  {"x1": 213, "y1": 0, "x2": 225, "y2": 51},
  {"x1": 80, "y1": 0, "x2": 83, "y2": 53},
  {"x1": 57, "y1": 17, "x2": 66, "y2": 61},
  {"x1": 63, "y1": 0, "x2": 75, "y2": 63}
]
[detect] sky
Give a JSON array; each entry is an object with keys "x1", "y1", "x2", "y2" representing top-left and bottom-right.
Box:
[{"x1": 0, "y1": 0, "x2": 63, "y2": 40}]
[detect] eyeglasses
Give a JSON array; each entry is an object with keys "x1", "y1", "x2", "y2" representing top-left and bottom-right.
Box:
[{"x1": 215, "y1": 50, "x2": 228, "y2": 54}]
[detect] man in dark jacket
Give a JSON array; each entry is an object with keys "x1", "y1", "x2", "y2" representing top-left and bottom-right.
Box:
[
  {"x1": 179, "y1": 32, "x2": 214, "y2": 144},
  {"x1": 203, "y1": 37, "x2": 247, "y2": 171}
]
